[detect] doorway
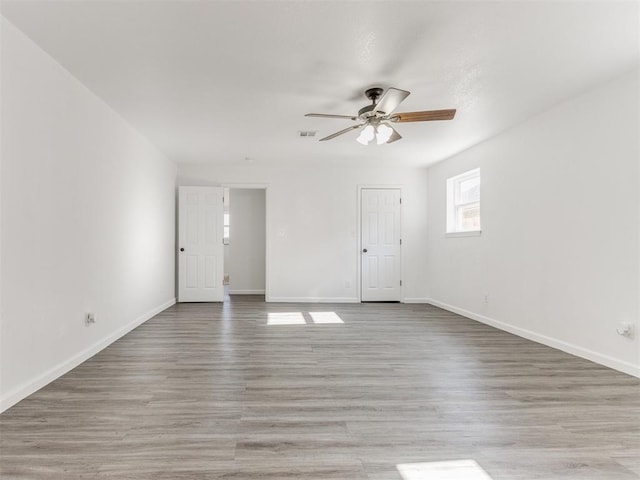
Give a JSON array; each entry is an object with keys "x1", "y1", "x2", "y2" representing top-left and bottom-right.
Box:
[
  {"x1": 360, "y1": 188, "x2": 402, "y2": 302},
  {"x1": 223, "y1": 187, "x2": 266, "y2": 300}
]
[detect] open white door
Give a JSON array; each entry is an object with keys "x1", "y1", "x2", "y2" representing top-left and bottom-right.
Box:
[
  {"x1": 361, "y1": 188, "x2": 401, "y2": 302},
  {"x1": 178, "y1": 186, "x2": 224, "y2": 302}
]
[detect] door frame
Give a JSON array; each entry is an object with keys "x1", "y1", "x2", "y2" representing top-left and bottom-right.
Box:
[
  {"x1": 222, "y1": 183, "x2": 271, "y2": 302},
  {"x1": 357, "y1": 185, "x2": 404, "y2": 303}
]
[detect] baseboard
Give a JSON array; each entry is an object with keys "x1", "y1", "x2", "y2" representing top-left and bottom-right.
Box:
[
  {"x1": 268, "y1": 296, "x2": 359, "y2": 304},
  {"x1": 403, "y1": 297, "x2": 430, "y2": 304},
  {"x1": 0, "y1": 298, "x2": 176, "y2": 413},
  {"x1": 426, "y1": 298, "x2": 640, "y2": 378},
  {"x1": 228, "y1": 289, "x2": 265, "y2": 295}
]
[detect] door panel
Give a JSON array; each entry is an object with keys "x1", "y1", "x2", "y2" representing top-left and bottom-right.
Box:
[
  {"x1": 186, "y1": 255, "x2": 198, "y2": 288},
  {"x1": 383, "y1": 255, "x2": 396, "y2": 288},
  {"x1": 368, "y1": 213, "x2": 378, "y2": 244},
  {"x1": 367, "y1": 256, "x2": 379, "y2": 288},
  {"x1": 178, "y1": 186, "x2": 224, "y2": 302},
  {"x1": 384, "y1": 212, "x2": 395, "y2": 244},
  {"x1": 186, "y1": 210, "x2": 198, "y2": 243},
  {"x1": 361, "y1": 188, "x2": 401, "y2": 301},
  {"x1": 204, "y1": 255, "x2": 217, "y2": 288}
]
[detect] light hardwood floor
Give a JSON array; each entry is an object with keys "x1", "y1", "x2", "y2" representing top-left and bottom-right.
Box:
[{"x1": 1, "y1": 297, "x2": 639, "y2": 479}]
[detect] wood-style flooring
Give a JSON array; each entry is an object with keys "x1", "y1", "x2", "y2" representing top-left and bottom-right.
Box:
[{"x1": 1, "y1": 297, "x2": 639, "y2": 479}]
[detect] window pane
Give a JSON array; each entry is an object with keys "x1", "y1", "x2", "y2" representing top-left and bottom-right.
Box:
[
  {"x1": 447, "y1": 168, "x2": 481, "y2": 234},
  {"x1": 458, "y1": 176, "x2": 480, "y2": 204},
  {"x1": 456, "y1": 202, "x2": 480, "y2": 231}
]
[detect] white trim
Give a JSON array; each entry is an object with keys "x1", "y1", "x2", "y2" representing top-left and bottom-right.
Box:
[
  {"x1": 446, "y1": 230, "x2": 482, "y2": 238},
  {"x1": 403, "y1": 298, "x2": 431, "y2": 304},
  {"x1": 0, "y1": 298, "x2": 176, "y2": 413},
  {"x1": 268, "y1": 296, "x2": 359, "y2": 304},
  {"x1": 228, "y1": 289, "x2": 265, "y2": 295},
  {"x1": 426, "y1": 298, "x2": 640, "y2": 378},
  {"x1": 265, "y1": 187, "x2": 271, "y2": 302}
]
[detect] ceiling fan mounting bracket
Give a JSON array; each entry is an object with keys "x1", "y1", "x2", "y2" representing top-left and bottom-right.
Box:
[{"x1": 364, "y1": 87, "x2": 384, "y2": 104}]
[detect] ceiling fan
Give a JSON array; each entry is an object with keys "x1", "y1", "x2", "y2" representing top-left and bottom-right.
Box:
[{"x1": 305, "y1": 87, "x2": 456, "y2": 144}]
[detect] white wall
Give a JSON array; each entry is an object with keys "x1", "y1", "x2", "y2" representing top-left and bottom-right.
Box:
[
  {"x1": 0, "y1": 18, "x2": 177, "y2": 411},
  {"x1": 228, "y1": 189, "x2": 266, "y2": 294},
  {"x1": 425, "y1": 69, "x2": 639, "y2": 377},
  {"x1": 178, "y1": 165, "x2": 429, "y2": 303}
]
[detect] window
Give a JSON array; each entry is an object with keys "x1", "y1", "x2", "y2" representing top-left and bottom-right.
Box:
[
  {"x1": 223, "y1": 213, "x2": 230, "y2": 244},
  {"x1": 447, "y1": 168, "x2": 481, "y2": 234},
  {"x1": 223, "y1": 188, "x2": 230, "y2": 244}
]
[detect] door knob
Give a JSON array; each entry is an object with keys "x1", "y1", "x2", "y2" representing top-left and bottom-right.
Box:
[
  {"x1": 180, "y1": 248, "x2": 184, "y2": 252},
  {"x1": 362, "y1": 248, "x2": 368, "y2": 253}
]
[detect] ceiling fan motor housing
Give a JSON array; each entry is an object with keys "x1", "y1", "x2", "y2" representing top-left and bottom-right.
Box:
[
  {"x1": 358, "y1": 87, "x2": 384, "y2": 120},
  {"x1": 358, "y1": 104, "x2": 376, "y2": 119},
  {"x1": 359, "y1": 87, "x2": 385, "y2": 119}
]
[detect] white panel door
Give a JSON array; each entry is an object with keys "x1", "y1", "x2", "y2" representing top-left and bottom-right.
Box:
[
  {"x1": 361, "y1": 188, "x2": 401, "y2": 301},
  {"x1": 178, "y1": 186, "x2": 224, "y2": 302}
]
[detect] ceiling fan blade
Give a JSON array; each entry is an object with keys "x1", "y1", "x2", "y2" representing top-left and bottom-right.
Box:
[
  {"x1": 372, "y1": 87, "x2": 410, "y2": 115},
  {"x1": 305, "y1": 113, "x2": 357, "y2": 120},
  {"x1": 392, "y1": 109, "x2": 456, "y2": 122},
  {"x1": 319, "y1": 124, "x2": 363, "y2": 141},
  {"x1": 386, "y1": 126, "x2": 402, "y2": 144}
]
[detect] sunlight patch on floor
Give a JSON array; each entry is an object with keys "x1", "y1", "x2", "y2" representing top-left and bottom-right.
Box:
[
  {"x1": 308, "y1": 312, "x2": 344, "y2": 324},
  {"x1": 267, "y1": 312, "x2": 306, "y2": 325},
  {"x1": 266, "y1": 312, "x2": 345, "y2": 325},
  {"x1": 397, "y1": 460, "x2": 494, "y2": 480}
]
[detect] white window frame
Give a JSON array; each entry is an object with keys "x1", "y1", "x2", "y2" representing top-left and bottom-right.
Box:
[
  {"x1": 223, "y1": 188, "x2": 230, "y2": 245},
  {"x1": 446, "y1": 168, "x2": 481, "y2": 236}
]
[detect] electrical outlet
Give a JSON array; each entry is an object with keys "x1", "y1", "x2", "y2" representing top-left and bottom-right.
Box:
[
  {"x1": 85, "y1": 313, "x2": 96, "y2": 325},
  {"x1": 483, "y1": 293, "x2": 489, "y2": 304}
]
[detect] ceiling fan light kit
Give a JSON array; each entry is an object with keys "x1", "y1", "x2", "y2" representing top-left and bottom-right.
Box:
[
  {"x1": 376, "y1": 123, "x2": 393, "y2": 144},
  {"x1": 356, "y1": 122, "x2": 393, "y2": 145},
  {"x1": 305, "y1": 86, "x2": 456, "y2": 144},
  {"x1": 356, "y1": 125, "x2": 375, "y2": 145}
]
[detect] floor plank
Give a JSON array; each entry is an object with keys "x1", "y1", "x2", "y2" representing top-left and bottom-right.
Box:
[{"x1": 1, "y1": 298, "x2": 639, "y2": 479}]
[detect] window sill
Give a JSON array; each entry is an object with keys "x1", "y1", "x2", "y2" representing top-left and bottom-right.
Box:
[{"x1": 446, "y1": 230, "x2": 482, "y2": 238}]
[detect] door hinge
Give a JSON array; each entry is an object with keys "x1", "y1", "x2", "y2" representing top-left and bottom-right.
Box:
[
  {"x1": 400, "y1": 198, "x2": 402, "y2": 204},
  {"x1": 400, "y1": 280, "x2": 403, "y2": 286},
  {"x1": 400, "y1": 239, "x2": 402, "y2": 245}
]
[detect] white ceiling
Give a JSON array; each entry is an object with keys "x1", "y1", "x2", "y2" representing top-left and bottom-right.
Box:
[{"x1": 1, "y1": 1, "x2": 638, "y2": 167}]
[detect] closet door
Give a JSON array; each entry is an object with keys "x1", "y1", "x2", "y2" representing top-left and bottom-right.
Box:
[{"x1": 178, "y1": 186, "x2": 224, "y2": 302}]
